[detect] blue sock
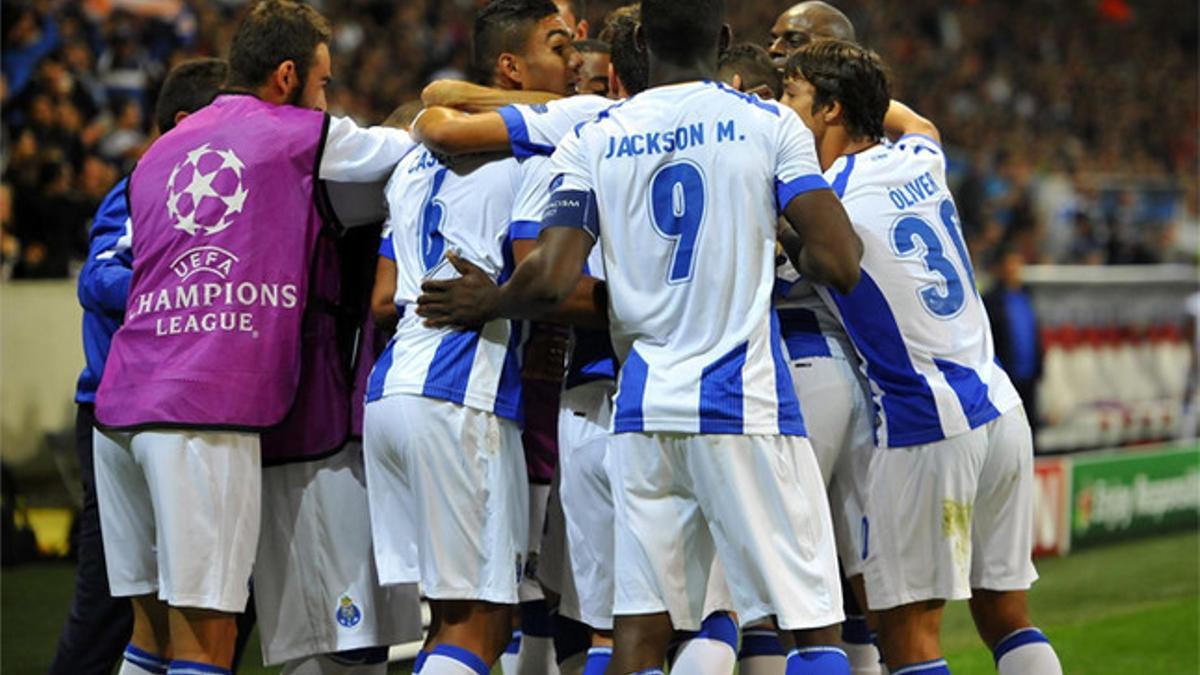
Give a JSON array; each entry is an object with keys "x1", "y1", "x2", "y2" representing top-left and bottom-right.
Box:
[
  {"x1": 414, "y1": 649, "x2": 430, "y2": 673},
  {"x1": 583, "y1": 647, "x2": 613, "y2": 675},
  {"x1": 993, "y1": 627, "x2": 1061, "y2": 674},
  {"x1": 891, "y1": 658, "x2": 950, "y2": 674},
  {"x1": 739, "y1": 628, "x2": 786, "y2": 659},
  {"x1": 122, "y1": 645, "x2": 169, "y2": 674},
  {"x1": 993, "y1": 627, "x2": 1049, "y2": 663},
  {"x1": 506, "y1": 629, "x2": 523, "y2": 654},
  {"x1": 786, "y1": 646, "x2": 851, "y2": 674},
  {"x1": 167, "y1": 659, "x2": 231, "y2": 675},
  {"x1": 425, "y1": 644, "x2": 490, "y2": 675}
]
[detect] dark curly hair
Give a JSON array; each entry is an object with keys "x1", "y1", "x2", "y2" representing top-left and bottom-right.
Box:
[{"x1": 786, "y1": 39, "x2": 890, "y2": 140}]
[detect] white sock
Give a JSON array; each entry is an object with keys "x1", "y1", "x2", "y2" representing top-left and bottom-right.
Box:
[
  {"x1": 842, "y1": 641, "x2": 882, "y2": 675},
  {"x1": 119, "y1": 645, "x2": 169, "y2": 675},
  {"x1": 424, "y1": 645, "x2": 490, "y2": 675},
  {"x1": 994, "y1": 628, "x2": 1063, "y2": 675},
  {"x1": 671, "y1": 613, "x2": 738, "y2": 674},
  {"x1": 281, "y1": 654, "x2": 387, "y2": 675},
  {"x1": 517, "y1": 634, "x2": 559, "y2": 675},
  {"x1": 500, "y1": 630, "x2": 521, "y2": 674}
]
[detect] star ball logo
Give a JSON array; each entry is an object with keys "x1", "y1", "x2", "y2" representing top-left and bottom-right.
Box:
[{"x1": 166, "y1": 143, "x2": 250, "y2": 236}]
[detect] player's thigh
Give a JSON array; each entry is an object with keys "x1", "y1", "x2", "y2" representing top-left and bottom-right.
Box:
[
  {"x1": 971, "y1": 406, "x2": 1039, "y2": 592},
  {"x1": 134, "y1": 429, "x2": 260, "y2": 613},
  {"x1": 362, "y1": 397, "x2": 420, "y2": 586},
  {"x1": 93, "y1": 427, "x2": 158, "y2": 597},
  {"x1": 862, "y1": 430, "x2": 987, "y2": 611},
  {"x1": 402, "y1": 396, "x2": 528, "y2": 604},
  {"x1": 608, "y1": 432, "x2": 714, "y2": 631},
  {"x1": 687, "y1": 434, "x2": 843, "y2": 631}
]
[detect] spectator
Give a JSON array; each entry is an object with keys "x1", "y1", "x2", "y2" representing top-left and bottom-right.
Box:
[{"x1": 985, "y1": 247, "x2": 1044, "y2": 431}]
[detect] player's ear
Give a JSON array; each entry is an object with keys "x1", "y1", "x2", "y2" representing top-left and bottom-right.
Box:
[
  {"x1": 825, "y1": 99, "x2": 843, "y2": 125},
  {"x1": 634, "y1": 24, "x2": 647, "y2": 55},
  {"x1": 731, "y1": 73, "x2": 744, "y2": 92},
  {"x1": 575, "y1": 18, "x2": 589, "y2": 41},
  {"x1": 272, "y1": 59, "x2": 297, "y2": 99},
  {"x1": 497, "y1": 53, "x2": 522, "y2": 86},
  {"x1": 719, "y1": 24, "x2": 733, "y2": 54}
]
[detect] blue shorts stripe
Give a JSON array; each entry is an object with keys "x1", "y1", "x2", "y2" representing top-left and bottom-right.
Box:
[{"x1": 778, "y1": 307, "x2": 832, "y2": 359}]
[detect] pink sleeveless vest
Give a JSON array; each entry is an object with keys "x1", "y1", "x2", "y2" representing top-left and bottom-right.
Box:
[{"x1": 96, "y1": 94, "x2": 327, "y2": 430}]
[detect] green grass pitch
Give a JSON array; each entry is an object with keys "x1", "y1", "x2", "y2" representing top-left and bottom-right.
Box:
[{"x1": 3, "y1": 531, "x2": 1196, "y2": 674}]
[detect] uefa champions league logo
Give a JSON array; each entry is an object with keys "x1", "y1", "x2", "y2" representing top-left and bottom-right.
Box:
[{"x1": 166, "y1": 143, "x2": 250, "y2": 236}]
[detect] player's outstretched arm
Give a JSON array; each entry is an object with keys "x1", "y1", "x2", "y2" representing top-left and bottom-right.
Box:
[
  {"x1": 883, "y1": 100, "x2": 941, "y2": 144},
  {"x1": 421, "y1": 80, "x2": 562, "y2": 113},
  {"x1": 412, "y1": 107, "x2": 512, "y2": 157},
  {"x1": 416, "y1": 228, "x2": 603, "y2": 330},
  {"x1": 781, "y1": 188, "x2": 863, "y2": 294}
]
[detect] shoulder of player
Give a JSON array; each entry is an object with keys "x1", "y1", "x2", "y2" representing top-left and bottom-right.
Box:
[{"x1": 700, "y1": 80, "x2": 787, "y2": 121}]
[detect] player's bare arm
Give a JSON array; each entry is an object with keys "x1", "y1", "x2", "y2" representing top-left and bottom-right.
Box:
[
  {"x1": 882, "y1": 100, "x2": 940, "y2": 144},
  {"x1": 422, "y1": 79, "x2": 563, "y2": 112},
  {"x1": 412, "y1": 107, "x2": 513, "y2": 156},
  {"x1": 415, "y1": 229, "x2": 605, "y2": 330},
  {"x1": 781, "y1": 188, "x2": 863, "y2": 294},
  {"x1": 370, "y1": 256, "x2": 399, "y2": 333}
]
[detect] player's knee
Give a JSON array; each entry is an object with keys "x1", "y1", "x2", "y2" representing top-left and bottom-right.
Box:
[{"x1": 969, "y1": 589, "x2": 1032, "y2": 648}]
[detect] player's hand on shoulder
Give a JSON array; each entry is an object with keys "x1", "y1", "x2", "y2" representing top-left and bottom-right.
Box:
[{"x1": 416, "y1": 251, "x2": 500, "y2": 330}]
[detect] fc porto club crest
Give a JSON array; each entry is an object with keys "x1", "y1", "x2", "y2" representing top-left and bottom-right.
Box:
[
  {"x1": 166, "y1": 142, "x2": 250, "y2": 236},
  {"x1": 335, "y1": 594, "x2": 362, "y2": 629}
]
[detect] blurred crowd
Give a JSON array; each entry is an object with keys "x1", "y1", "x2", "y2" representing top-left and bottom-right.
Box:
[{"x1": 2, "y1": 0, "x2": 1196, "y2": 279}]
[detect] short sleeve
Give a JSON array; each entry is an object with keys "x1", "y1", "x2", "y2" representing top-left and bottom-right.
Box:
[
  {"x1": 498, "y1": 96, "x2": 612, "y2": 160},
  {"x1": 378, "y1": 224, "x2": 395, "y2": 260},
  {"x1": 894, "y1": 133, "x2": 947, "y2": 182},
  {"x1": 774, "y1": 109, "x2": 831, "y2": 213},
  {"x1": 541, "y1": 130, "x2": 599, "y2": 240},
  {"x1": 510, "y1": 156, "x2": 555, "y2": 241}
]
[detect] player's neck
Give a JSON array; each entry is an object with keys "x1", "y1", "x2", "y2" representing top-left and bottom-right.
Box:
[
  {"x1": 821, "y1": 130, "x2": 876, "y2": 172},
  {"x1": 647, "y1": 57, "x2": 716, "y2": 89}
]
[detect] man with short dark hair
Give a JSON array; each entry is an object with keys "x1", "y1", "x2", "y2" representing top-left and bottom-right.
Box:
[
  {"x1": 718, "y1": 42, "x2": 782, "y2": 100},
  {"x1": 361, "y1": 3, "x2": 580, "y2": 675},
  {"x1": 418, "y1": 0, "x2": 862, "y2": 673},
  {"x1": 782, "y1": 40, "x2": 1063, "y2": 675},
  {"x1": 574, "y1": 39, "x2": 611, "y2": 96},
  {"x1": 92, "y1": 2, "x2": 414, "y2": 673},
  {"x1": 52, "y1": 56, "x2": 229, "y2": 675}
]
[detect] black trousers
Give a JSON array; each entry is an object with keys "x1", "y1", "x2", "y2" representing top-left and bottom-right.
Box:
[
  {"x1": 49, "y1": 405, "x2": 257, "y2": 673},
  {"x1": 48, "y1": 404, "x2": 133, "y2": 675}
]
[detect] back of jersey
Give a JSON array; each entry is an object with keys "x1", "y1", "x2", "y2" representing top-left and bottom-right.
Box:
[
  {"x1": 820, "y1": 135, "x2": 1021, "y2": 447},
  {"x1": 550, "y1": 81, "x2": 829, "y2": 435},
  {"x1": 368, "y1": 147, "x2": 526, "y2": 421}
]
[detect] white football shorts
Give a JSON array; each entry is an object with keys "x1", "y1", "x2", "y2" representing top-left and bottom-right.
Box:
[
  {"x1": 789, "y1": 350, "x2": 875, "y2": 577},
  {"x1": 254, "y1": 442, "x2": 423, "y2": 665},
  {"x1": 94, "y1": 428, "x2": 260, "y2": 613},
  {"x1": 363, "y1": 394, "x2": 528, "y2": 604},
  {"x1": 609, "y1": 432, "x2": 843, "y2": 631},
  {"x1": 861, "y1": 405, "x2": 1039, "y2": 610}
]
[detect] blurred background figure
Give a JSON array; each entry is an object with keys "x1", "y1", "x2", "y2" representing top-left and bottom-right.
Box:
[{"x1": 985, "y1": 247, "x2": 1043, "y2": 434}]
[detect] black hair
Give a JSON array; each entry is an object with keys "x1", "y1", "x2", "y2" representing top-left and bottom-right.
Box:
[
  {"x1": 640, "y1": 0, "x2": 724, "y2": 67},
  {"x1": 155, "y1": 58, "x2": 228, "y2": 133},
  {"x1": 785, "y1": 39, "x2": 889, "y2": 140},
  {"x1": 472, "y1": 0, "x2": 561, "y2": 82},
  {"x1": 606, "y1": 4, "x2": 647, "y2": 95},
  {"x1": 574, "y1": 38, "x2": 610, "y2": 54},
  {"x1": 718, "y1": 42, "x2": 781, "y2": 99},
  {"x1": 227, "y1": 0, "x2": 331, "y2": 91}
]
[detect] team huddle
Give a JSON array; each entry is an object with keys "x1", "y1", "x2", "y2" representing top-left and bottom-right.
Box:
[{"x1": 81, "y1": 1, "x2": 1067, "y2": 675}]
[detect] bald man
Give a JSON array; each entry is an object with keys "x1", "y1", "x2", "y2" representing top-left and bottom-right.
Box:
[{"x1": 767, "y1": 1, "x2": 855, "y2": 64}]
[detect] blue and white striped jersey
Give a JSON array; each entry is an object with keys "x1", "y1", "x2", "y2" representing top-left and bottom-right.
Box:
[
  {"x1": 774, "y1": 263, "x2": 852, "y2": 362},
  {"x1": 502, "y1": 95, "x2": 618, "y2": 390},
  {"x1": 366, "y1": 147, "x2": 529, "y2": 421},
  {"x1": 546, "y1": 81, "x2": 829, "y2": 435},
  {"x1": 818, "y1": 134, "x2": 1021, "y2": 447}
]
